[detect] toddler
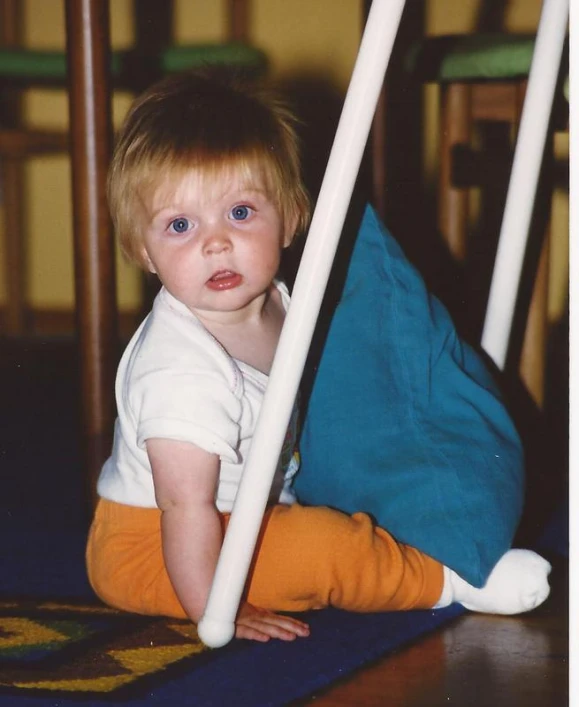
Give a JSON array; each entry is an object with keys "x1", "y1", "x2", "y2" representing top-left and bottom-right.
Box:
[{"x1": 86, "y1": 71, "x2": 551, "y2": 643}]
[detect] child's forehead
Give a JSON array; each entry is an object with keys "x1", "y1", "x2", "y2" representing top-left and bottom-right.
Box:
[{"x1": 149, "y1": 163, "x2": 268, "y2": 208}]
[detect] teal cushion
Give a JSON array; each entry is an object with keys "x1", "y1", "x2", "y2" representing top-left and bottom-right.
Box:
[
  {"x1": 295, "y1": 205, "x2": 524, "y2": 587},
  {"x1": 405, "y1": 33, "x2": 536, "y2": 82}
]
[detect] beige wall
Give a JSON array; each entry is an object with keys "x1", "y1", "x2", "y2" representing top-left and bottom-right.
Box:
[
  {"x1": 0, "y1": 0, "x2": 362, "y2": 314},
  {"x1": 0, "y1": 0, "x2": 567, "y2": 324}
]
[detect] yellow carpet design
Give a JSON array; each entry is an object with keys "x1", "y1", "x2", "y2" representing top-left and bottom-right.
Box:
[{"x1": 0, "y1": 600, "x2": 209, "y2": 695}]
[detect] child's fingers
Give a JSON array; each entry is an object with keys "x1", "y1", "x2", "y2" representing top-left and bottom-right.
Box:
[
  {"x1": 236, "y1": 621, "x2": 302, "y2": 642},
  {"x1": 256, "y1": 612, "x2": 310, "y2": 638},
  {"x1": 235, "y1": 605, "x2": 310, "y2": 641},
  {"x1": 235, "y1": 624, "x2": 273, "y2": 642}
]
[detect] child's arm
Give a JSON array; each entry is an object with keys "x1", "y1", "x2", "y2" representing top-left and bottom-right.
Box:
[{"x1": 146, "y1": 437, "x2": 309, "y2": 642}]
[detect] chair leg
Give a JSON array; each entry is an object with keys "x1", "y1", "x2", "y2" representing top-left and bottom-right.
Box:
[
  {"x1": 370, "y1": 83, "x2": 387, "y2": 221},
  {"x1": 515, "y1": 79, "x2": 549, "y2": 408},
  {"x1": 65, "y1": 0, "x2": 118, "y2": 506},
  {"x1": 519, "y1": 231, "x2": 549, "y2": 407},
  {"x1": 0, "y1": 0, "x2": 26, "y2": 334},
  {"x1": 228, "y1": 0, "x2": 249, "y2": 42},
  {"x1": 439, "y1": 83, "x2": 471, "y2": 261},
  {"x1": 1, "y1": 158, "x2": 27, "y2": 334}
]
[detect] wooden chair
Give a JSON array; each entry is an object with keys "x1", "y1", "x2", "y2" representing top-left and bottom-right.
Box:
[
  {"x1": 0, "y1": 0, "x2": 264, "y2": 336},
  {"x1": 0, "y1": 0, "x2": 263, "y2": 498},
  {"x1": 371, "y1": 32, "x2": 569, "y2": 408}
]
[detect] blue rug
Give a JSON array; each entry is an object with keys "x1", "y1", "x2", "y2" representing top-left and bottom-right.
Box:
[
  {"x1": 0, "y1": 339, "x2": 469, "y2": 705},
  {"x1": 0, "y1": 548, "x2": 464, "y2": 706},
  {"x1": 0, "y1": 337, "x2": 566, "y2": 705}
]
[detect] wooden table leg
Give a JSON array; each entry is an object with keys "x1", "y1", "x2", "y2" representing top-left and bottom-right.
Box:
[{"x1": 65, "y1": 0, "x2": 118, "y2": 506}]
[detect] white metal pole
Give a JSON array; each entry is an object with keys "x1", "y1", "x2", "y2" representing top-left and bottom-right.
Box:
[
  {"x1": 197, "y1": 0, "x2": 407, "y2": 648},
  {"x1": 480, "y1": 0, "x2": 568, "y2": 367}
]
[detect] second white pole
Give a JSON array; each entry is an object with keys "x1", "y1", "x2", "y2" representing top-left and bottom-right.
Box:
[
  {"x1": 198, "y1": 0, "x2": 407, "y2": 648},
  {"x1": 481, "y1": 0, "x2": 568, "y2": 367}
]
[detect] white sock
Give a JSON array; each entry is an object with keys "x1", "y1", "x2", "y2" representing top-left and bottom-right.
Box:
[{"x1": 434, "y1": 549, "x2": 552, "y2": 615}]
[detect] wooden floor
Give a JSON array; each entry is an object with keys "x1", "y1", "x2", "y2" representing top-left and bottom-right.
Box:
[{"x1": 302, "y1": 556, "x2": 569, "y2": 706}]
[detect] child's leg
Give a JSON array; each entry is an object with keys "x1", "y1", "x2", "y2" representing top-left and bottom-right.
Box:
[
  {"x1": 86, "y1": 499, "x2": 442, "y2": 617},
  {"x1": 244, "y1": 503, "x2": 443, "y2": 612},
  {"x1": 86, "y1": 499, "x2": 188, "y2": 618},
  {"x1": 86, "y1": 499, "x2": 550, "y2": 619},
  {"x1": 240, "y1": 506, "x2": 550, "y2": 615}
]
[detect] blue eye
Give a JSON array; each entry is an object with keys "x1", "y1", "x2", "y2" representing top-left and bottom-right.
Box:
[
  {"x1": 230, "y1": 205, "x2": 251, "y2": 221},
  {"x1": 169, "y1": 217, "x2": 191, "y2": 234}
]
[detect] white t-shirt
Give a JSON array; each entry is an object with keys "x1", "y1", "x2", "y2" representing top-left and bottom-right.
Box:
[{"x1": 97, "y1": 283, "x2": 299, "y2": 512}]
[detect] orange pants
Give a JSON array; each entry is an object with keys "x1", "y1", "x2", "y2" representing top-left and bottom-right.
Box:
[{"x1": 86, "y1": 499, "x2": 443, "y2": 619}]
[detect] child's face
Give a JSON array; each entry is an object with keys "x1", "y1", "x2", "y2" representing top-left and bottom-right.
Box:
[{"x1": 140, "y1": 167, "x2": 293, "y2": 323}]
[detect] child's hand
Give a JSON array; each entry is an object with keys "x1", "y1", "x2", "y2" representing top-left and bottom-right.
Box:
[{"x1": 235, "y1": 602, "x2": 310, "y2": 642}]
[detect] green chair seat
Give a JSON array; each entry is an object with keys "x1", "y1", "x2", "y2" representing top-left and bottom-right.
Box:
[
  {"x1": 405, "y1": 33, "x2": 538, "y2": 83},
  {"x1": 0, "y1": 43, "x2": 267, "y2": 86},
  {"x1": 158, "y1": 43, "x2": 265, "y2": 73},
  {"x1": 0, "y1": 49, "x2": 67, "y2": 80}
]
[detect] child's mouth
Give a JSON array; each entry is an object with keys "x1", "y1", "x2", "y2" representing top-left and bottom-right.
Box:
[{"x1": 206, "y1": 270, "x2": 242, "y2": 291}]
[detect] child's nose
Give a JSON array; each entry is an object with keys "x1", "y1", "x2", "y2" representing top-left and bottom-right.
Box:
[{"x1": 203, "y1": 230, "x2": 232, "y2": 255}]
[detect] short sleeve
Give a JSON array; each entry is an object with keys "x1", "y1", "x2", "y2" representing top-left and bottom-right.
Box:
[
  {"x1": 134, "y1": 366, "x2": 242, "y2": 462},
  {"x1": 126, "y1": 309, "x2": 244, "y2": 463}
]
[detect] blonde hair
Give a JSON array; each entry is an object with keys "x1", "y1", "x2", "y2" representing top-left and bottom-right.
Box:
[{"x1": 108, "y1": 70, "x2": 311, "y2": 269}]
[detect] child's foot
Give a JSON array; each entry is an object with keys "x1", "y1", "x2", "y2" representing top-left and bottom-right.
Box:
[{"x1": 435, "y1": 549, "x2": 552, "y2": 615}]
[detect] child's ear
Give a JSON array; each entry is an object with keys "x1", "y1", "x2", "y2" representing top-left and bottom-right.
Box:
[
  {"x1": 283, "y1": 213, "x2": 300, "y2": 248},
  {"x1": 141, "y1": 248, "x2": 157, "y2": 274}
]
